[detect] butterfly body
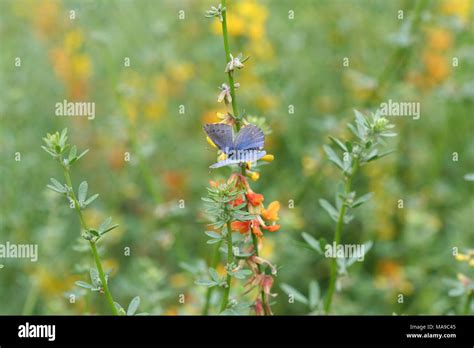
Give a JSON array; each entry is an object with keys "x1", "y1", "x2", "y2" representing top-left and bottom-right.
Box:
[{"x1": 204, "y1": 123, "x2": 266, "y2": 168}]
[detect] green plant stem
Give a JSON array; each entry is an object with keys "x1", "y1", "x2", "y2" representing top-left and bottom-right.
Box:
[
  {"x1": 220, "y1": 222, "x2": 234, "y2": 312},
  {"x1": 464, "y1": 291, "x2": 473, "y2": 315},
  {"x1": 324, "y1": 161, "x2": 359, "y2": 314},
  {"x1": 220, "y1": 0, "x2": 239, "y2": 125},
  {"x1": 22, "y1": 280, "x2": 39, "y2": 315},
  {"x1": 63, "y1": 168, "x2": 119, "y2": 315},
  {"x1": 251, "y1": 233, "x2": 269, "y2": 315},
  {"x1": 218, "y1": 0, "x2": 267, "y2": 314},
  {"x1": 203, "y1": 240, "x2": 222, "y2": 315}
]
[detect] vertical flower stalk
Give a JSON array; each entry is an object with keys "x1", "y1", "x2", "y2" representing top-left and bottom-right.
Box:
[
  {"x1": 42, "y1": 129, "x2": 143, "y2": 316},
  {"x1": 200, "y1": 1, "x2": 279, "y2": 315},
  {"x1": 319, "y1": 110, "x2": 397, "y2": 314}
]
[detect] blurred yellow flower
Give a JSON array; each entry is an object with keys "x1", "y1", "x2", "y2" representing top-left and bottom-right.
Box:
[
  {"x1": 64, "y1": 30, "x2": 84, "y2": 53},
  {"x1": 427, "y1": 28, "x2": 452, "y2": 51},
  {"x1": 375, "y1": 260, "x2": 414, "y2": 294},
  {"x1": 202, "y1": 110, "x2": 225, "y2": 124},
  {"x1": 423, "y1": 52, "x2": 450, "y2": 85},
  {"x1": 72, "y1": 54, "x2": 92, "y2": 79},
  {"x1": 35, "y1": 266, "x2": 78, "y2": 296},
  {"x1": 170, "y1": 273, "x2": 188, "y2": 288},
  {"x1": 32, "y1": 0, "x2": 61, "y2": 40},
  {"x1": 302, "y1": 155, "x2": 318, "y2": 177},
  {"x1": 169, "y1": 63, "x2": 195, "y2": 83},
  {"x1": 440, "y1": 0, "x2": 471, "y2": 24},
  {"x1": 455, "y1": 249, "x2": 474, "y2": 267},
  {"x1": 260, "y1": 238, "x2": 275, "y2": 260},
  {"x1": 212, "y1": 0, "x2": 268, "y2": 42}
]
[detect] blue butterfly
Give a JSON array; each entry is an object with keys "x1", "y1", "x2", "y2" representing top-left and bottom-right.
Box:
[{"x1": 204, "y1": 123, "x2": 266, "y2": 168}]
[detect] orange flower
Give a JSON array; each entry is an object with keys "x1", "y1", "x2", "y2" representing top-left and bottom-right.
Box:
[
  {"x1": 209, "y1": 179, "x2": 224, "y2": 188},
  {"x1": 262, "y1": 201, "x2": 280, "y2": 221},
  {"x1": 246, "y1": 191, "x2": 264, "y2": 206},
  {"x1": 262, "y1": 224, "x2": 280, "y2": 232},
  {"x1": 231, "y1": 221, "x2": 250, "y2": 234},
  {"x1": 230, "y1": 196, "x2": 245, "y2": 207},
  {"x1": 251, "y1": 220, "x2": 263, "y2": 237}
]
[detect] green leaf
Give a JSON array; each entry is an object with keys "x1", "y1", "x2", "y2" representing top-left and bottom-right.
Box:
[
  {"x1": 75, "y1": 281, "x2": 93, "y2": 289},
  {"x1": 232, "y1": 269, "x2": 252, "y2": 279},
  {"x1": 83, "y1": 193, "x2": 99, "y2": 206},
  {"x1": 100, "y1": 224, "x2": 119, "y2": 236},
  {"x1": 195, "y1": 279, "x2": 217, "y2": 287},
  {"x1": 75, "y1": 149, "x2": 89, "y2": 162},
  {"x1": 68, "y1": 145, "x2": 77, "y2": 162},
  {"x1": 78, "y1": 181, "x2": 88, "y2": 204},
  {"x1": 127, "y1": 296, "x2": 140, "y2": 316},
  {"x1": 98, "y1": 217, "x2": 112, "y2": 234},
  {"x1": 60, "y1": 128, "x2": 68, "y2": 145},
  {"x1": 323, "y1": 145, "x2": 343, "y2": 170},
  {"x1": 41, "y1": 145, "x2": 56, "y2": 157},
  {"x1": 114, "y1": 302, "x2": 126, "y2": 315},
  {"x1": 47, "y1": 184, "x2": 65, "y2": 194},
  {"x1": 448, "y1": 286, "x2": 464, "y2": 297},
  {"x1": 280, "y1": 283, "x2": 308, "y2": 305},
  {"x1": 352, "y1": 192, "x2": 373, "y2": 208},
  {"x1": 50, "y1": 178, "x2": 64, "y2": 190},
  {"x1": 90, "y1": 268, "x2": 100, "y2": 287},
  {"x1": 208, "y1": 268, "x2": 220, "y2": 282},
  {"x1": 308, "y1": 280, "x2": 320, "y2": 309},
  {"x1": 328, "y1": 136, "x2": 347, "y2": 152},
  {"x1": 319, "y1": 199, "x2": 339, "y2": 222},
  {"x1": 464, "y1": 173, "x2": 474, "y2": 181},
  {"x1": 205, "y1": 231, "x2": 222, "y2": 239},
  {"x1": 206, "y1": 238, "x2": 221, "y2": 245},
  {"x1": 301, "y1": 232, "x2": 322, "y2": 254},
  {"x1": 354, "y1": 109, "x2": 367, "y2": 127},
  {"x1": 345, "y1": 141, "x2": 353, "y2": 153}
]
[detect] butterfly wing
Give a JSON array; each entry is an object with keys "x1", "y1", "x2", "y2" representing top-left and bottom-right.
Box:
[
  {"x1": 203, "y1": 123, "x2": 234, "y2": 153},
  {"x1": 234, "y1": 124, "x2": 265, "y2": 151},
  {"x1": 209, "y1": 157, "x2": 242, "y2": 169}
]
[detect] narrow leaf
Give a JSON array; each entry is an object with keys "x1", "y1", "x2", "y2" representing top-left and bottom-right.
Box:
[
  {"x1": 319, "y1": 199, "x2": 339, "y2": 221},
  {"x1": 301, "y1": 232, "x2": 322, "y2": 254},
  {"x1": 127, "y1": 296, "x2": 140, "y2": 316},
  {"x1": 78, "y1": 181, "x2": 88, "y2": 204},
  {"x1": 83, "y1": 193, "x2": 99, "y2": 206},
  {"x1": 280, "y1": 283, "x2": 308, "y2": 305}
]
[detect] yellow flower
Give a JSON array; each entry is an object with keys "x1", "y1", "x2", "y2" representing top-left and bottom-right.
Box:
[
  {"x1": 246, "y1": 170, "x2": 260, "y2": 182},
  {"x1": 206, "y1": 136, "x2": 218, "y2": 149},
  {"x1": 440, "y1": 0, "x2": 471, "y2": 24},
  {"x1": 261, "y1": 154, "x2": 274, "y2": 162}
]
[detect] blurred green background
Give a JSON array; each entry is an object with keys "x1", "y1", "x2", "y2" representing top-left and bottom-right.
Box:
[{"x1": 0, "y1": 0, "x2": 473, "y2": 315}]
